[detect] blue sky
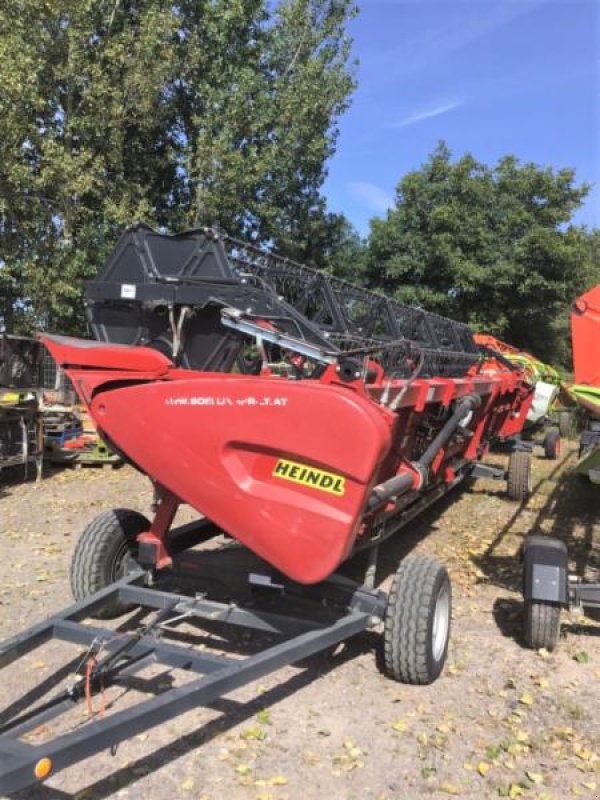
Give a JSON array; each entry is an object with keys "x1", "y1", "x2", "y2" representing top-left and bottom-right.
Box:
[{"x1": 322, "y1": 0, "x2": 599, "y2": 236}]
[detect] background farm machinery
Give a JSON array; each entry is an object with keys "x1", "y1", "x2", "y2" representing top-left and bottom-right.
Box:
[
  {"x1": 0, "y1": 224, "x2": 537, "y2": 793},
  {"x1": 521, "y1": 283, "x2": 600, "y2": 651},
  {"x1": 0, "y1": 338, "x2": 120, "y2": 481},
  {"x1": 475, "y1": 333, "x2": 565, "y2": 460},
  {"x1": 568, "y1": 283, "x2": 600, "y2": 481},
  {"x1": 0, "y1": 335, "x2": 44, "y2": 481},
  {"x1": 41, "y1": 351, "x2": 120, "y2": 468}
]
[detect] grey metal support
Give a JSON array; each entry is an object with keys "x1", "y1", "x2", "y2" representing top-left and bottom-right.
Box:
[{"x1": 0, "y1": 569, "x2": 385, "y2": 795}]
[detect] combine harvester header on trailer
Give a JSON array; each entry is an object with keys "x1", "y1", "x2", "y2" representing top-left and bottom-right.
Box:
[
  {"x1": 0, "y1": 224, "x2": 535, "y2": 794},
  {"x1": 43, "y1": 223, "x2": 534, "y2": 583}
]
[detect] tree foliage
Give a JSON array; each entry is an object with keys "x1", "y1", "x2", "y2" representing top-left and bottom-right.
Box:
[
  {"x1": 0, "y1": 0, "x2": 356, "y2": 333},
  {"x1": 366, "y1": 143, "x2": 598, "y2": 366}
]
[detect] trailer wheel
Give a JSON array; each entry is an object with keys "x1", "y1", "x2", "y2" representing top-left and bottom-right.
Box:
[
  {"x1": 558, "y1": 411, "x2": 572, "y2": 438},
  {"x1": 70, "y1": 508, "x2": 149, "y2": 618},
  {"x1": 383, "y1": 556, "x2": 451, "y2": 685},
  {"x1": 523, "y1": 599, "x2": 561, "y2": 651},
  {"x1": 507, "y1": 451, "x2": 531, "y2": 501},
  {"x1": 543, "y1": 429, "x2": 561, "y2": 461}
]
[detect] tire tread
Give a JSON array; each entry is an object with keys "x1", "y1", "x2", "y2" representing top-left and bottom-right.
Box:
[
  {"x1": 558, "y1": 411, "x2": 571, "y2": 439},
  {"x1": 507, "y1": 451, "x2": 531, "y2": 501},
  {"x1": 70, "y1": 508, "x2": 149, "y2": 618},
  {"x1": 543, "y1": 429, "x2": 560, "y2": 460},
  {"x1": 384, "y1": 556, "x2": 450, "y2": 685},
  {"x1": 524, "y1": 600, "x2": 561, "y2": 650}
]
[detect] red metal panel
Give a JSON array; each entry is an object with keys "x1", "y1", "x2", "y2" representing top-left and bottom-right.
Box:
[
  {"x1": 41, "y1": 334, "x2": 173, "y2": 374},
  {"x1": 89, "y1": 376, "x2": 392, "y2": 583},
  {"x1": 571, "y1": 285, "x2": 600, "y2": 386}
]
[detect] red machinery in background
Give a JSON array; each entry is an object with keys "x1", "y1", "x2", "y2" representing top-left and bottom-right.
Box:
[
  {"x1": 571, "y1": 283, "x2": 600, "y2": 387},
  {"x1": 0, "y1": 225, "x2": 534, "y2": 794},
  {"x1": 520, "y1": 283, "x2": 600, "y2": 655},
  {"x1": 474, "y1": 333, "x2": 563, "y2": 459}
]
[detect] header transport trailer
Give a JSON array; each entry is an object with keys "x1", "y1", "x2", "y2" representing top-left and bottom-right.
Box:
[
  {"x1": 522, "y1": 283, "x2": 600, "y2": 652},
  {"x1": 0, "y1": 225, "x2": 533, "y2": 794}
]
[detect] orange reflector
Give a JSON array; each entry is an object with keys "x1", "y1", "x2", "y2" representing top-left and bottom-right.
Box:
[{"x1": 34, "y1": 757, "x2": 53, "y2": 780}]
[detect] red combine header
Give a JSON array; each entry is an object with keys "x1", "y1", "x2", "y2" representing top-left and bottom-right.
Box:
[
  {"x1": 41, "y1": 328, "x2": 531, "y2": 585},
  {"x1": 38, "y1": 223, "x2": 533, "y2": 584},
  {"x1": 0, "y1": 224, "x2": 534, "y2": 794}
]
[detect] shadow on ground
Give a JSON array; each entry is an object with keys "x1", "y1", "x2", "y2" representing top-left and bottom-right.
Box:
[
  {"x1": 13, "y1": 629, "x2": 379, "y2": 800},
  {"x1": 473, "y1": 448, "x2": 599, "y2": 593}
]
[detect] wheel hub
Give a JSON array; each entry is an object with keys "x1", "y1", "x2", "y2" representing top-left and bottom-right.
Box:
[{"x1": 432, "y1": 584, "x2": 450, "y2": 662}]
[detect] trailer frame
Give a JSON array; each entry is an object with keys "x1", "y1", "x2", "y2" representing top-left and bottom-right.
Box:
[{"x1": 0, "y1": 554, "x2": 386, "y2": 796}]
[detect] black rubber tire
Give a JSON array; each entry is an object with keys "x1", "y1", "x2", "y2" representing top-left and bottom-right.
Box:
[
  {"x1": 558, "y1": 411, "x2": 572, "y2": 439},
  {"x1": 383, "y1": 556, "x2": 451, "y2": 685},
  {"x1": 543, "y1": 428, "x2": 561, "y2": 461},
  {"x1": 523, "y1": 599, "x2": 561, "y2": 651},
  {"x1": 507, "y1": 450, "x2": 531, "y2": 501},
  {"x1": 70, "y1": 508, "x2": 149, "y2": 618}
]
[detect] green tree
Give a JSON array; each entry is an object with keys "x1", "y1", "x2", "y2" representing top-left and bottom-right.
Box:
[
  {"x1": 366, "y1": 142, "x2": 595, "y2": 366},
  {"x1": 0, "y1": 0, "x2": 356, "y2": 334},
  {"x1": 587, "y1": 228, "x2": 600, "y2": 276},
  {"x1": 273, "y1": 204, "x2": 366, "y2": 279}
]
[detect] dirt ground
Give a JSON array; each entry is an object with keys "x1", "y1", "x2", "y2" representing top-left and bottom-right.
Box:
[{"x1": 1, "y1": 443, "x2": 600, "y2": 800}]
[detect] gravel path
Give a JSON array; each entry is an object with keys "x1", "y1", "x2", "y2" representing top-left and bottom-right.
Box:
[{"x1": 1, "y1": 446, "x2": 599, "y2": 800}]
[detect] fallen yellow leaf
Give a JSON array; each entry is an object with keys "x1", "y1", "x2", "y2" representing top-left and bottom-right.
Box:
[
  {"x1": 519, "y1": 692, "x2": 534, "y2": 706},
  {"x1": 269, "y1": 775, "x2": 288, "y2": 786},
  {"x1": 438, "y1": 782, "x2": 461, "y2": 795},
  {"x1": 240, "y1": 726, "x2": 266, "y2": 741},
  {"x1": 527, "y1": 771, "x2": 543, "y2": 784}
]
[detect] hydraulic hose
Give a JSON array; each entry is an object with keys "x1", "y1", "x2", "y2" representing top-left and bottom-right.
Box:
[
  {"x1": 367, "y1": 472, "x2": 415, "y2": 511},
  {"x1": 367, "y1": 393, "x2": 482, "y2": 511},
  {"x1": 418, "y1": 393, "x2": 481, "y2": 469}
]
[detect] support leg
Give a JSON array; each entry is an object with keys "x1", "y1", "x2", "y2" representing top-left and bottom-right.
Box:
[
  {"x1": 137, "y1": 486, "x2": 179, "y2": 570},
  {"x1": 364, "y1": 544, "x2": 379, "y2": 589}
]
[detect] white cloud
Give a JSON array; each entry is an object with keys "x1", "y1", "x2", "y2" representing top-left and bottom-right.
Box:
[
  {"x1": 391, "y1": 100, "x2": 463, "y2": 129},
  {"x1": 348, "y1": 182, "x2": 394, "y2": 213}
]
